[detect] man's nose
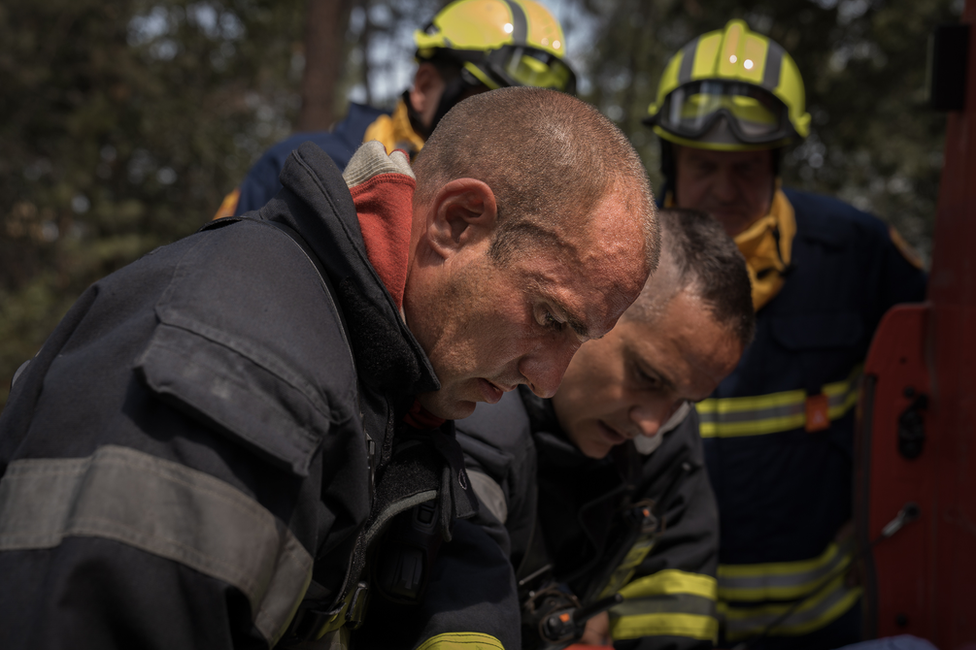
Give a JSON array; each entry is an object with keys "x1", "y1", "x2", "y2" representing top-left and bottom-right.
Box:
[
  {"x1": 630, "y1": 400, "x2": 671, "y2": 437},
  {"x1": 519, "y1": 337, "x2": 581, "y2": 399}
]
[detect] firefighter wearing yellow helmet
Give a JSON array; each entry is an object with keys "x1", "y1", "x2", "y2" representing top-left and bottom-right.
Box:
[
  {"x1": 646, "y1": 20, "x2": 927, "y2": 649},
  {"x1": 215, "y1": 0, "x2": 575, "y2": 218}
]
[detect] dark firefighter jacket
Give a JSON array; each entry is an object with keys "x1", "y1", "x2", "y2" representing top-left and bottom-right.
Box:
[
  {"x1": 700, "y1": 188, "x2": 927, "y2": 648},
  {"x1": 456, "y1": 388, "x2": 720, "y2": 650},
  {"x1": 0, "y1": 142, "x2": 515, "y2": 650},
  {"x1": 232, "y1": 103, "x2": 388, "y2": 216}
]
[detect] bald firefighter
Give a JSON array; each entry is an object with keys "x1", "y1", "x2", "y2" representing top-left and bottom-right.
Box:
[
  {"x1": 216, "y1": 0, "x2": 576, "y2": 218},
  {"x1": 644, "y1": 21, "x2": 927, "y2": 649}
]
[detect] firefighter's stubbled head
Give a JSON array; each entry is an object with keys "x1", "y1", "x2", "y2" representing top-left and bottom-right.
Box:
[
  {"x1": 403, "y1": 87, "x2": 658, "y2": 420},
  {"x1": 551, "y1": 208, "x2": 755, "y2": 459}
]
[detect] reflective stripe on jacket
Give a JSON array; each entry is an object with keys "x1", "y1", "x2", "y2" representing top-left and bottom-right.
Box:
[
  {"x1": 698, "y1": 365, "x2": 862, "y2": 438},
  {"x1": 717, "y1": 542, "x2": 861, "y2": 641},
  {"x1": 457, "y1": 391, "x2": 721, "y2": 650}
]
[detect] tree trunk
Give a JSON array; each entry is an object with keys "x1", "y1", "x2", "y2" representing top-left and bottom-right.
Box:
[{"x1": 298, "y1": 0, "x2": 356, "y2": 132}]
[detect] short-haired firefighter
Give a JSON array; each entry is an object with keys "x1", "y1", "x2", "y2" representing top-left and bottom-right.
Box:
[
  {"x1": 456, "y1": 208, "x2": 756, "y2": 650},
  {"x1": 215, "y1": 0, "x2": 576, "y2": 218},
  {"x1": 644, "y1": 20, "x2": 927, "y2": 649}
]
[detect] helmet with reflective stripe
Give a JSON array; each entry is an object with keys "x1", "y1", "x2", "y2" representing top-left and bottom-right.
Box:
[
  {"x1": 414, "y1": 0, "x2": 576, "y2": 95},
  {"x1": 645, "y1": 20, "x2": 810, "y2": 151}
]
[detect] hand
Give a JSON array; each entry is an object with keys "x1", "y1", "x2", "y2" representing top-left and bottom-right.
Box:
[{"x1": 578, "y1": 611, "x2": 611, "y2": 647}]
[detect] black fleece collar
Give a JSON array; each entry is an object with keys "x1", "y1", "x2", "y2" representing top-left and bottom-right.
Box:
[{"x1": 257, "y1": 141, "x2": 439, "y2": 398}]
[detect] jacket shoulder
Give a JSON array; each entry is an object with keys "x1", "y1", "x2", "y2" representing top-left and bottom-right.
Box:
[
  {"x1": 137, "y1": 220, "x2": 359, "y2": 476},
  {"x1": 241, "y1": 103, "x2": 388, "y2": 197},
  {"x1": 785, "y1": 187, "x2": 891, "y2": 248},
  {"x1": 456, "y1": 391, "x2": 533, "y2": 481}
]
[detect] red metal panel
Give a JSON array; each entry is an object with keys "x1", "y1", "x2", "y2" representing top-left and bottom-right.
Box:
[
  {"x1": 857, "y1": 305, "x2": 934, "y2": 639},
  {"x1": 858, "y1": 3, "x2": 976, "y2": 646}
]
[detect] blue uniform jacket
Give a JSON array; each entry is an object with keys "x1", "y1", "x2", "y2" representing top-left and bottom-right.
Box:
[
  {"x1": 700, "y1": 188, "x2": 927, "y2": 646},
  {"x1": 235, "y1": 103, "x2": 387, "y2": 215}
]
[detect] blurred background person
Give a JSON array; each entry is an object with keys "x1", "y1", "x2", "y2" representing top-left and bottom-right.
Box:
[
  {"x1": 214, "y1": 0, "x2": 577, "y2": 218},
  {"x1": 643, "y1": 20, "x2": 927, "y2": 649}
]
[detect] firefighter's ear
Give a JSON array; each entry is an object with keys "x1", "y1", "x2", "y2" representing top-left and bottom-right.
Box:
[{"x1": 426, "y1": 178, "x2": 498, "y2": 258}]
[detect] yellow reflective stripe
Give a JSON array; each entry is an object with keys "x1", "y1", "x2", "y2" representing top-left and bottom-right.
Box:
[
  {"x1": 718, "y1": 543, "x2": 851, "y2": 601},
  {"x1": 619, "y1": 569, "x2": 717, "y2": 601},
  {"x1": 597, "y1": 535, "x2": 656, "y2": 600},
  {"x1": 698, "y1": 365, "x2": 862, "y2": 438},
  {"x1": 415, "y1": 632, "x2": 504, "y2": 650},
  {"x1": 611, "y1": 612, "x2": 718, "y2": 642},
  {"x1": 692, "y1": 33, "x2": 722, "y2": 79},
  {"x1": 718, "y1": 574, "x2": 861, "y2": 640}
]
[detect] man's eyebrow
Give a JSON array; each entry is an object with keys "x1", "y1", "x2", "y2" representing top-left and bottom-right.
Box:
[
  {"x1": 549, "y1": 297, "x2": 593, "y2": 339},
  {"x1": 642, "y1": 360, "x2": 677, "y2": 392}
]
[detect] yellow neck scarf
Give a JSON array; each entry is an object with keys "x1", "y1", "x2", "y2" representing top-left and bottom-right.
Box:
[
  {"x1": 362, "y1": 99, "x2": 426, "y2": 158},
  {"x1": 733, "y1": 189, "x2": 796, "y2": 311}
]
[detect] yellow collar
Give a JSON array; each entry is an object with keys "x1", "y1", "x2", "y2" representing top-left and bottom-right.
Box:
[
  {"x1": 734, "y1": 189, "x2": 796, "y2": 311},
  {"x1": 362, "y1": 99, "x2": 426, "y2": 158}
]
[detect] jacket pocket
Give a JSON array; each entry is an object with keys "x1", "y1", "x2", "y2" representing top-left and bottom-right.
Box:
[{"x1": 135, "y1": 322, "x2": 332, "y2": 477}]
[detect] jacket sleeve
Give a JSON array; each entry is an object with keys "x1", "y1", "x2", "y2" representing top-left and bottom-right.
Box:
[
  {"x1": 0, "y1": 225, "x2": 377, "y2": 650},
  {"x1": 0, "y1": 405, "x2": 320, "y2": 650},
  {"x1": 415, "y1": 517, "x2": 521, "y2": 650},
  {"x1": 351, "y1": 396, "x2": 533, "y2": 650},
  {"x1": 610, "y1": 410, "x2": 719, "y2": 650},
  {"x1": 414, "y1": 395, "x2": 538, "y2": 650}
]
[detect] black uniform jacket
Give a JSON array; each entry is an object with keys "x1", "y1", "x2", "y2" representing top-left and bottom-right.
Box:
[
  {"x1": 0, "y1": 142, "x2": 505, "y2": 649},
  {"x1": 457, "y1": 389, "x2": 721, "y2": 650}
]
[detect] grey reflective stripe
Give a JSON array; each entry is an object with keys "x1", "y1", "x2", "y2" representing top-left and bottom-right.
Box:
[
  {"x1": 698, "y1": 377, "x2": 859, "y2": 429},
  {"x1": 718, "y1": 544, "x2": 850, "y2": 595},
  {"x1": 503, "y1": 0, "x2": 528, "y2": 45},
  {"x1": 722, "y1": 577, "x2": 859, "y2": 637},
  {"x1": 467, "y1": 470, "x2": 508, "y2": 524},
  {"x1": 678, "y1": 39, "x2": 699, "y2": 84},
  {"x1": 11, "y1": 359, "x2": 31, "y2": 389},
  {"x1": 0, "y1": 445, "x2": 313, "y2": 646},
  {"x1": 613, "y1": 593, "x2": 716, "y2": 618},
  {"x1": 700, "y1": 400, "x2": 804, "y2": 426},
  {"x1": 762, "y1": 42, "x2": 785, "y2": 91}
]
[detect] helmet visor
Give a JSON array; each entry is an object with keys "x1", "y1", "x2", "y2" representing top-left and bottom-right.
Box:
[
  {"x1": 489, "y1": 46, "x2": 577, "y2": 94},
  {"x1": 451, "y1": 45, "x2": 577, "y2": 94},
  {"x1": 659, "y1": 81, "x2": 793, "y2": 144}
]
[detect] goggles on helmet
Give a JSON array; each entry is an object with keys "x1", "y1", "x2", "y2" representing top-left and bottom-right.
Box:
[
  {"x1": 655, "y1": 80, "x2": 795, "y2": 145},
  {"x1": 449, "y1": 45, "x2": 577, "y2": 94}
]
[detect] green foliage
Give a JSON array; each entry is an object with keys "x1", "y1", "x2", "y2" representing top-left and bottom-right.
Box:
[
  {"x1": 0, "y1": 0, "x2": 959, "y2": 409},
  {"x1": 0, "y1": 0, "x2": 305, "y2": 406},
  {"x1": 577, "y1": 0, "x2": 959, "y2": 260}
]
